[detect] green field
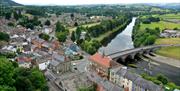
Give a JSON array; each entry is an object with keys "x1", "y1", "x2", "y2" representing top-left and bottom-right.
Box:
[
  {"x1": 157, "y1": 13, "x2": 180, "y2": 19},
  {"x1": 68, "y1": 22, "x2": 100, "y2": 33},
  {"x1": 155, "y1": 38, "x2": 180, "y2": 60},
  {"x1": 140, "y1": 21, "x2": 180, "y2": 31}
]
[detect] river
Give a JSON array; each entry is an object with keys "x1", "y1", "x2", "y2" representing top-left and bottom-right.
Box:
[{"x1": 99, "y1": 17, "x2": 136, "y2": 55}]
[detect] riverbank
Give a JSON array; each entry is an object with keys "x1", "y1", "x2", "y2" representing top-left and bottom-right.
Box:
[{"x1": 98, "y1": 19, "x2": 131, "y2": 45}]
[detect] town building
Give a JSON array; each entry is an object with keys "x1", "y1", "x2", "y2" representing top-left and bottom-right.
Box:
[
  {"x1": 49, "y1": 53, "x2": 71, "y2": 74},
  {"x1": 88, "y1": 52, "x2": 119, "y2": 79},
  {"x1": 16, "y1": 57, "x2": 32, "y2": 68},
  {"x1": 35, "y1": 56, "x2": 51, "y2": 70},
  {"x1": 109, "y1": 67, "x2": 163, "y2": 91}
]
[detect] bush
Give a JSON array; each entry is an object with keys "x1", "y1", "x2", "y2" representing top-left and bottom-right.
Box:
[
  {"x1": 156, "y1": 74, "x2": 168, "y2": 85},
  {"x1": 0, "y1": 32, "x2": 10, "y2": 42},
  {"x1": 39, "y1": 33, "x2": 50, "y2": 41},
  {"x1": 8, "y1": 22, "x2": 15, "y2": 27},
  {"x1": 128, "y1": 64, "x2": 138, "y2": 68}
]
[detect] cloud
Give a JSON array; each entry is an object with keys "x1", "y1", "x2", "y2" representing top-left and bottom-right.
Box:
[{"x1": 13, "y1": 0, "x2": 180, "y2": 5}]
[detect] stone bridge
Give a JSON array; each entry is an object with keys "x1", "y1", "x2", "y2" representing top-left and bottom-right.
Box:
[{"x1": 106, "y1": 44, "x2": 180, "y2": 62}]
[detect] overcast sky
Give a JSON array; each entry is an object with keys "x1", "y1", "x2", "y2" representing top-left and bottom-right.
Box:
[{"x1": 13, "y1": 0, "x2": 180, "y2": 5}]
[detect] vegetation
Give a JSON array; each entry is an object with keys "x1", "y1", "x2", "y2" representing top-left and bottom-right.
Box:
[
  {"x1": 133, "y1": 13, "x2": 180, "y2": 47},
  {"x1": 8, "y1": 22, "x2": 15, "y2": 27},
  {"x1": 55, "y1": 21, "x2": 69, "y2": 42},
  {"x1": 44, "y1": 20, "x2": 51, "y2": 26},
  {"x1": 0, "y1": 57, "x2": 48, "y2": 91},
  {"x1": 141, "y1": 16, "x2": 160, "y2": 24},
  {"x1": 141, "y1": 73, "x2": 180, "y2": 90},
  {"x1": 18, "y1": 16, "x2": 41, "y2": 30},
  {"x1": 140, "y1": 21, "x2": 180, "y2": 31},
  {"x1": 0, "y1": 32, "x2": 10, "y2": 42},
  {"x1": 0, "y1": 52, "x2": 16, "y2": 58},
  {"x1": 39, "y1": 33, "x2": 50, "y2": 41},
  {"x1": 133, "y1": 26, "x2": 160, "y2": 47},
  {"x1": 128, "y1": 64, "x2": 138, "y2": 68}
]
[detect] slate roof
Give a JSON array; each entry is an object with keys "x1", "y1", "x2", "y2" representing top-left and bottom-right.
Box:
[
  {"x1": 50, "y1": 60, "x2": 59, "y2": 67},
  {"x1": 134, "y1": 77, "x2": 162, "y2": 91},
  {"x1": 52, "y1": 53, "x2": 65, "y2": 62},
  {"x1": 116, "y1": 68, "x2": 127, "y2": 77},
  {"x1": 116, "y1": 68, "x2": 162, "y2": 91},
  {"x1": 124, "y1": 71, "x2": 139, "y2": 81}
]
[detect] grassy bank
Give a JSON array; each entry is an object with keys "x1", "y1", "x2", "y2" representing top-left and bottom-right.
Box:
[{"x1": 155, "y1": 38, "x2": 180, "y2": 60}]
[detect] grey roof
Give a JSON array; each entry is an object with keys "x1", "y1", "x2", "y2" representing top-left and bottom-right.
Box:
[
  {"x1": 52, "y1": 53, "x2": 65, "y2": 62},
  {"x1": 50, "y1": 60, "x2": 59, "y2": 66},
  {"x1": 116, "y1": 68, "x2": 127, "y2": 77},
  {"x1": 134, "y1": 77, "x2": 162, "y2": 91},
  {"x1": 124, "y1": 71, "x2": 139, "y2": 81},
  {"x1": 110, "y1": 85, "x2": 123, "y2": 91},
  {"x1": 101, "y1": 80, "x2": 123, "y2": 91}
]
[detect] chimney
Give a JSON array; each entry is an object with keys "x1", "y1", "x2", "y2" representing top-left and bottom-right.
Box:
[{"x1": 102, "y1": 50, "x2": 105, "y2": 58}]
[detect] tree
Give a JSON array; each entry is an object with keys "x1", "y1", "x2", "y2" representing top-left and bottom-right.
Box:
[
  {"x1": 0, "y1": 57, "x2": 15, "y2": 86},
  {"x1": 5, "y1": 12, "x2": 11, "y2": 20},
  {"x1": 56, "y1": 21, "x2": 65, "y2": 32},
  {"x1": 8, "y1": 22, "x2": 15, "y2": 27},
  {"x1": 0, "y1": 32, "x2": 10, "y2": 42},
  {"x1": 144, "y1": 35, "x2": 156, "y2": 45},
  {"x1": 14, "y1": 68, "x2": 48, "y2": 91},
  {"x1": 56, "y1": 32, "x2": 67, "y2": 42},
  {"x1": 0, "y1": 86, "x2": 16, "y2": 91},
  {"x1": 29, "y1": 69, "x2": 46, "y2": 89},
  {"x1": 156, "y1": 74, "x2": 168, "y2": 85},
  {"x1": 74, "y1": 22, "x2": 78, "y2": 26},
  {"x1": 13, "y1": 11, "x2": 22, "y2": 20},
  {"x1": 71, "y1": 31, "x2": 76, "y2": 42},
  {"x1": 39, "y1": 33, "x2": 50, "y2": 41},
  {"x1": 44, "y1": 20, "x2": 51, "y2": 26}
]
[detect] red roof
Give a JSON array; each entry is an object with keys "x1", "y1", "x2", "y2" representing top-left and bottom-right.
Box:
[
  {"x1": 96, "y1": 84, "x2": 105, "y2": 91},
  {"x1": 17, "y1": 57, "x2": 32, "y2": 63},
  {"x1": 89, "y1": 52, "x2": 112, "y2": 68}
]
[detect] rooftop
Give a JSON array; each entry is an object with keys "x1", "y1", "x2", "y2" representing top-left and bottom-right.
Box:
[{"x1": 89, "y1": 52, "x2": 112, "y2": 68}]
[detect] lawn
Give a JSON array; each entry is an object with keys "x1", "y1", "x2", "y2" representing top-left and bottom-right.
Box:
[
  {"x1": 156, "y1": 47, "x2": 180, "y2": 60},
  {"x1": 155, "y1": 38, "x2": 180, "y2": 60},
  {"x1": 140, "y1": 21, "x2": 180, "y2": 31}
]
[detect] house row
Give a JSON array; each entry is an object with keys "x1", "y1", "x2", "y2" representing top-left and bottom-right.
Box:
[
  {"x1": 88, "y1": 52, "x2": 163, "y2": 91},
  {"x1": 109, "y1": 67, "x2": 163, "y2": 91}
]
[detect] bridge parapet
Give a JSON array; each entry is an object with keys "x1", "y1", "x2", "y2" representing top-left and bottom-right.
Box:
[{"x1": 107, "y1": 44, "x2": 179, "y2": 61}]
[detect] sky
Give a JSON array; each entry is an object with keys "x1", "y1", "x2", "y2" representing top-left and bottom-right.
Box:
[{"x1": 13, "y1": 0, "x2": 180, "y2": 5}]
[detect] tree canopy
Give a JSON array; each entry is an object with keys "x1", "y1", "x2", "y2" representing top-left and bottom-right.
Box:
[{"x1": 0, "y1": 57, "x2": 48, "y2": 91}]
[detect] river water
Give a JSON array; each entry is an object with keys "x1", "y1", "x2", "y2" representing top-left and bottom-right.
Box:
[{"x1": 99, "y1": 17, "x2": 136, "y2": 55}]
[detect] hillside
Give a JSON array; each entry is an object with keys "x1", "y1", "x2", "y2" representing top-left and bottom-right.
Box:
[{"x1": 0, "y1": 0, "x2": 22, "y2": 6}]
